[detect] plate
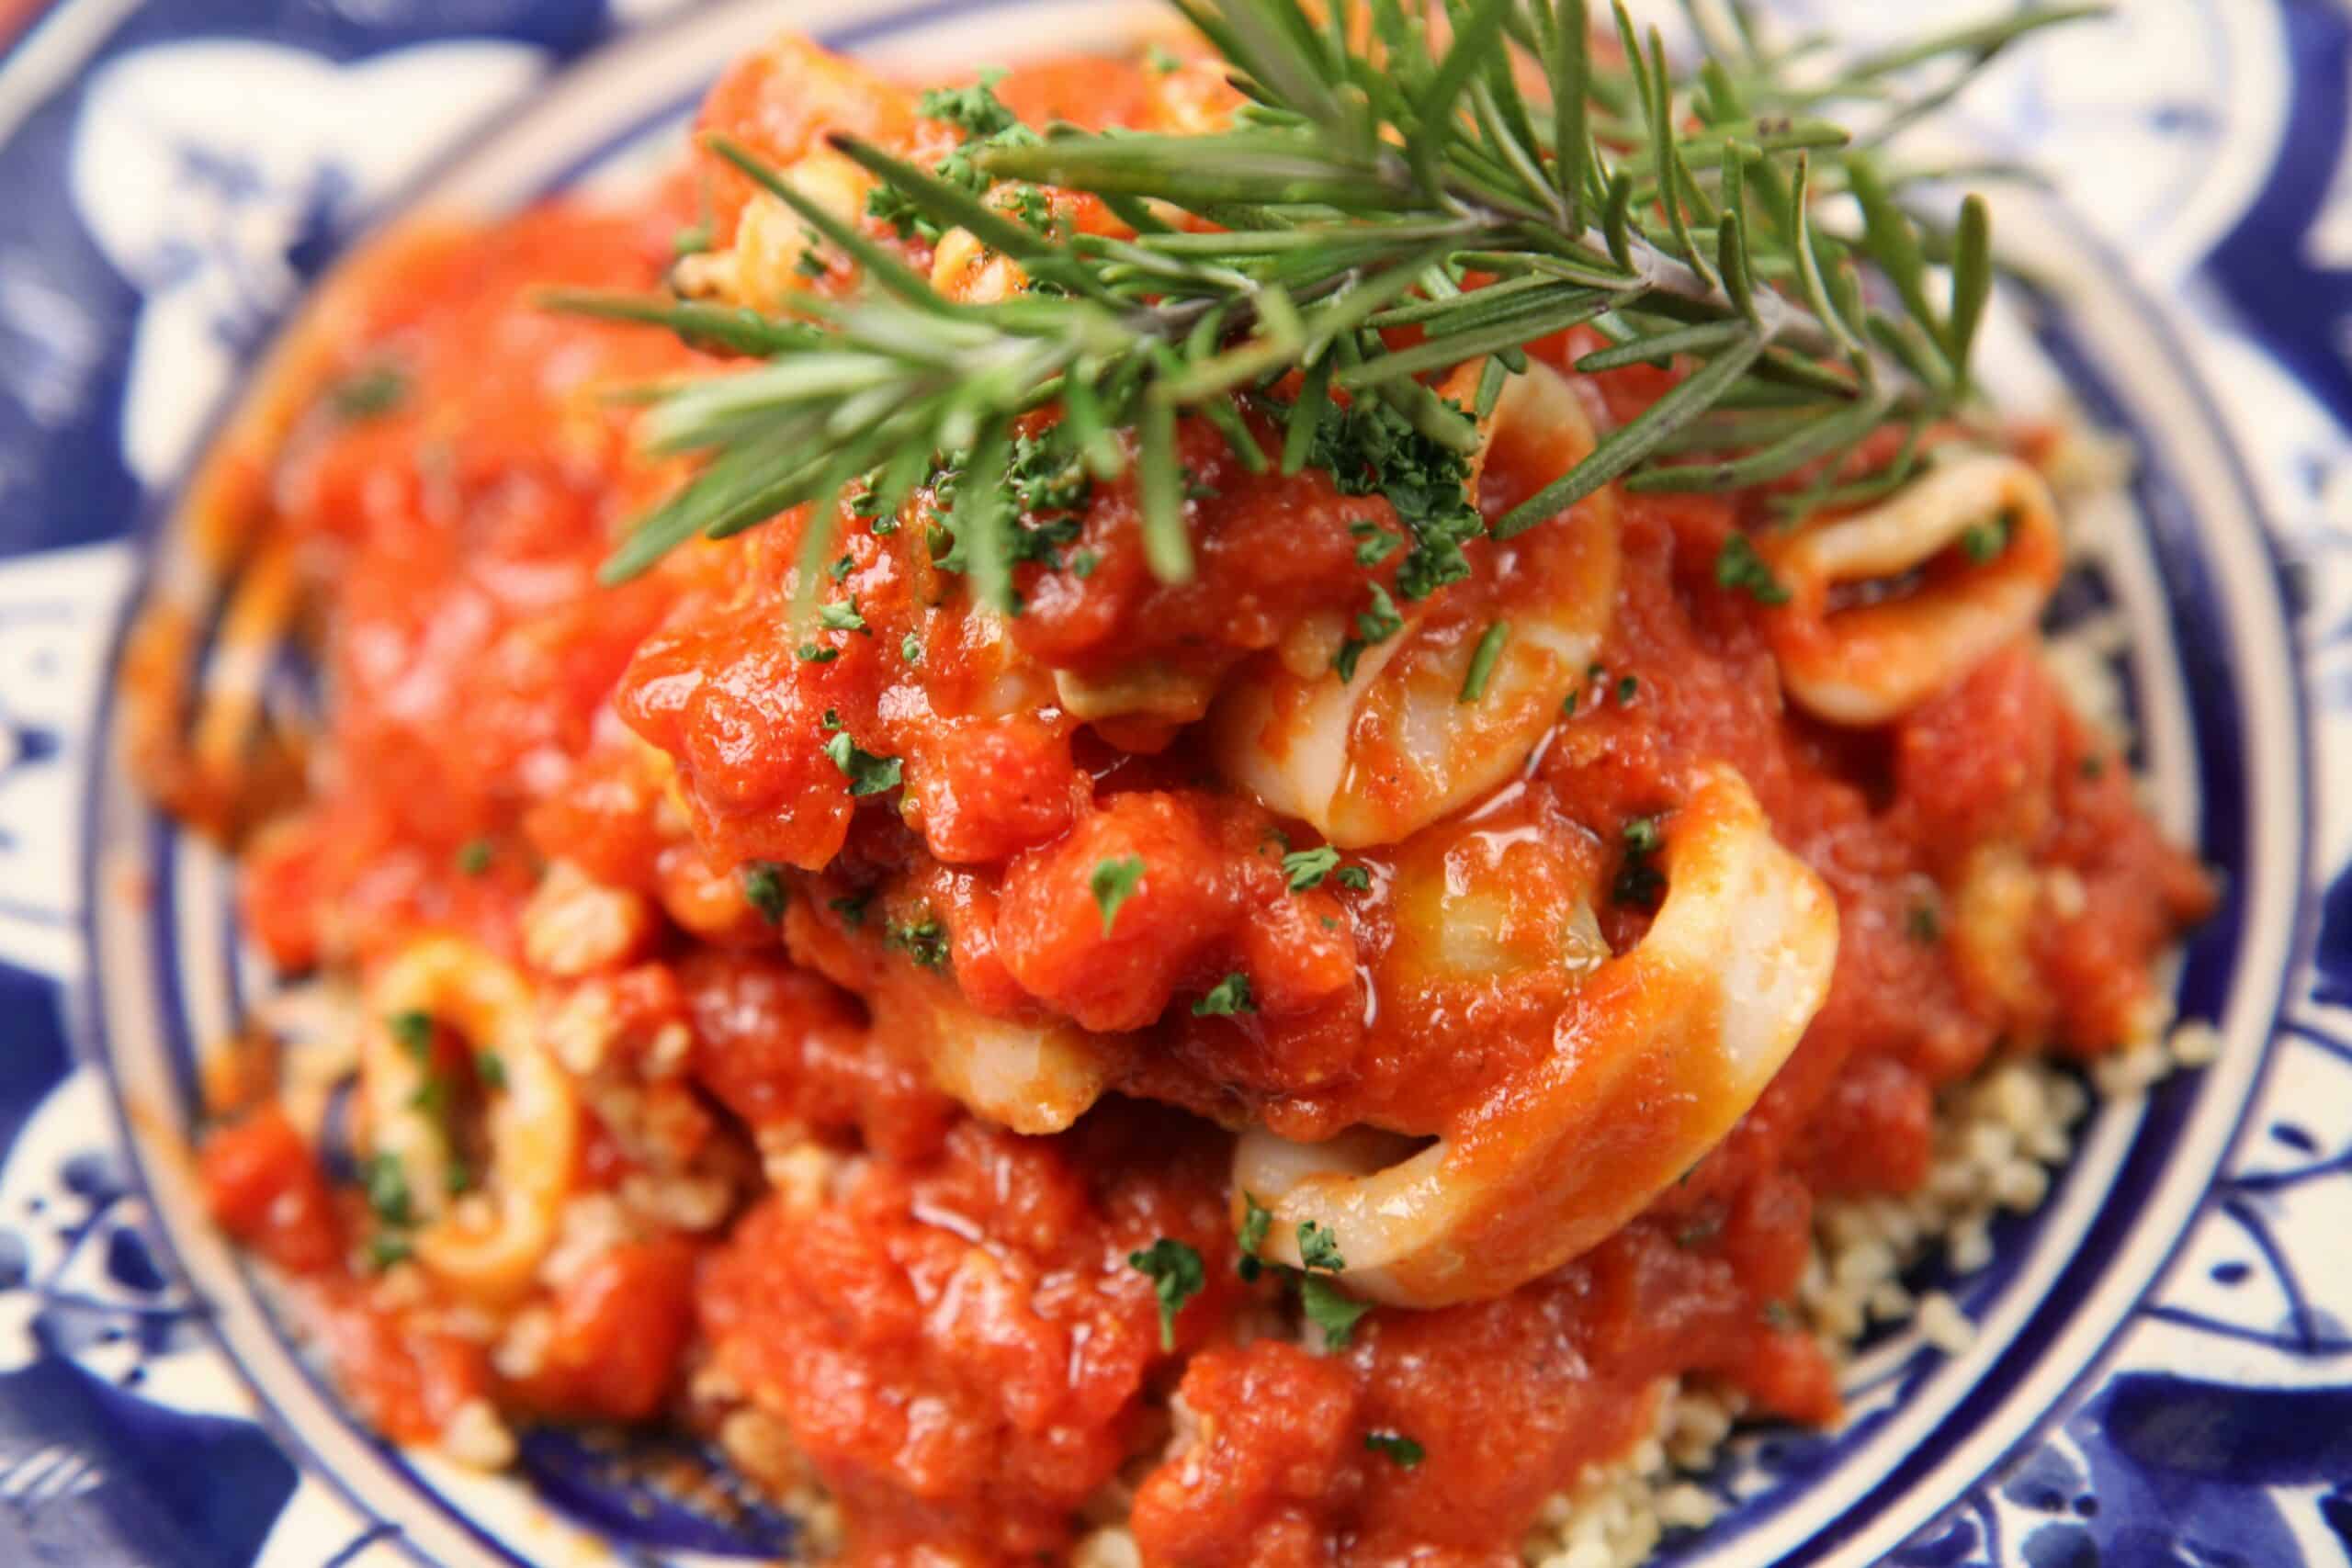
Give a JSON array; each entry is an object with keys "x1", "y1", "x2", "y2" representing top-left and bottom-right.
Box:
[{"x1": 1, "y1": 1, "x2": 2348, "y2": 1563}]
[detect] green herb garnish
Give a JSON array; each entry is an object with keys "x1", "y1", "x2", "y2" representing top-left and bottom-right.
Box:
[
  {"x1": 1282, "y1": 845, "x2": 1340, "y2": 891},
  {"x1": 561, "y1": 0, "x2": 2071, "y2": 597},
  {"x1": 1127, "y1": 1236, "x2": 1204, "y2": 1350},
  {"x1": 330, "y1": 365, "x2": 408, "y2": 422},
  {"x1": 1300, "y1": 1273, "x2": 1371, "y2": 1350},
  {"x1": 363, "y1": 1152, "x2": 413, "y2": 1228},
  {"x1": 388, "y1": 1010, "x2": 434, "y2": 1062},
  {"x1": 1237, "y1": 1192, "x2": 1272, "y2": 1282},
  {"x1": 1193, "y1": 972, "x2": 1255, "y2": 1017},
  {"x1": 1091, "y1": 854, "x2": 1147, "y2": 936},
  {"x1": 825, "y1": 732, "x2": 903, "y2": 795},
  {"x1": 1335, "y1": 582, "x2": 1404, "y2": 682},
  {"x1": 1715, "y1": 533, "x2": 1790, "y2": 605},
  {"x1": 887, "y1": 913, "x2": 950, "y2": 969},
  {"x1": 741, "y1": 863, "x2": 789, "y2": 924}
]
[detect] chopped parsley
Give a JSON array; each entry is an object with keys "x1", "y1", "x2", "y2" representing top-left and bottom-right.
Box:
[
  {"x1": 1005, "y1": 430, "x2": 1093, "y2": 516},
  {"x1": 1459, "y1": 620, "x2": 1510, "y2": 703},
  {"x1": 389, "y1": 1010, "x2": 434, "y2": 1062},
  {"x1": 825, "y1": 732, "x2": 903, "y2": 796},
  {"x1": 1961, "y1": 509, "x2": 2018, "y2": 564},
  {"x1": 1127, "y1": 1237, "x2": 1205, "y2": 1351},
  {"x1": 1069, "y1": 547, "x2": 1101, "y2": 580},
  {"x1": 672, "y1": 221, "x2": 712, "y2": 258},
  {"x1": 1333, "y1": 864, "x2": 1372, "y2": 892},
  {"x1": 363, "y1": 1152, "x2": 413, "y2": 1228},
  {"x1": 1299, "y1": 1273, "x2": 1371, "y2": 1349},
  {"x1": 901, "y1": 633, "x2": 922, "y2": 663},
  {"x1": 330, "y1": 365, "x2": 409, "y2": 422},
  {"x1": 1615, "y1": 672, "x2": 1640, "y2": 706},
  {"x1": 366, "y1": 1232, "x2": 413, "y2": 1271},
  {"x1": 1235, "y1": 1202, "x2": 1371, "y2": 1348},
  {"x1": 919, "y1": 70, "x2": 1023, "y2": 137},
  {"x1": 870, "y1": 71, "x2": 1049, "y2": 244},
  {"x1": 475, "y1": 1051, "x2": 507, "y2": 1092},
  {"x1": 455, "y1": 838, "x2": 492, "y2": 876},
  {"x1": 741, "y1": 863, "x2": 788, "y2": 925},
  {"x1": 1364, "y1": 1431, "x2": 1426, "y2": 1467},
  {"x1": 1237, "y1": 1192, "x2": 1272, "y2": 1282},
  {"x1": 1294, "y1": 1222, "x2": 1369, "y2": 1347},
  {"x1": 1714, "y1": 532, "x2": 1791, "y2": 605},
  {"x1": 828, "y1": 552, "x2": 854, "y2": 582},
  {"x1": 1147, "y1": 42, "x2": 1181, "y2": 73},
  {"x1": 1906, "y1": 903, "x2": 1942, "y2": 943},
  {"x1": 1004, "y1": 183, "x2": 1058, "y2": 234},
  {"x1": 796, "y1": 643, "x2": 840, "y2": 663},
  {"x1": 926, "y1": 436, "x2": 1090, "y2": 573},
  {"x1": 1282, "y1": 845, "x2": 1341, "y2": 891},
  {"x1": 1334, "y1": 582, "x2": 1404, "y2": 682},
  {"x1": 795, "y1": 243, "x2": 829, "y2": 280},
  {"x1": 1306, "y1": 398, "x2": 1484, "y2": 602},
  {"x1": 830, "y1": 890, "x2": 874, "y2": 927},
  {"x1": 1193, "y1": 972, "x2": 1256, "y2": 1017},
  {"x1": 1091, "y1": 854, "x2": 1147, "y2": 936},
  {"x1": 887, "y1": 913, "x2": 951, "y2": 969},
  {"x1": 1351, "y1": 519, "x2": 1402, "y2": 567},
  {"x1": 820, "y1": 595, "x2": 869, "y2": 634},
  {"x1": 1297, "y1": 1220, "x2": 1346, "y2": 1273},
  {"x1": 1614, "y1": 816, "x2": 1666, "y2": 908}
]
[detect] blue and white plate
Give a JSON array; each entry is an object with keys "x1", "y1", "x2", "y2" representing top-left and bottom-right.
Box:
[{"x1": 2, "y1": 1, "x2": 2349, "y2": 1563}]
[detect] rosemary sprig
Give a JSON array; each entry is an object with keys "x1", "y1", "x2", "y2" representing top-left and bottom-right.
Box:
[{"x1": 563, "y1": 0, "x2": 2098, "y2": 605}]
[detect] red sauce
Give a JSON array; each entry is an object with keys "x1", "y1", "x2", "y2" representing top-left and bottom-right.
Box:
[
  {"x1": 174, "y1": 35, "x2": 2217, "y2": 1568},
  {"x1": 698, "y1": 1104, "x2": 1238, "y2": 1562}
]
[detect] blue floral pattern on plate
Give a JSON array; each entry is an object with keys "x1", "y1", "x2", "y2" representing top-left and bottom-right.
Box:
[{"x1": 0, "y1": 0, "x2": 2347, "y2": 1562}]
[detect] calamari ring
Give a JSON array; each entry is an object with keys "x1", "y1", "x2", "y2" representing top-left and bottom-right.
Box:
[
  {"x1": 1214, "y1": 361, "x2": 1622, "y2": 849},
  {"x1": 1231, "y1": 764, "x2": 1838, "y2": 1307},
  {"x1": 783, "y1": 894, "x2": 1122, "y2": 1135},
  {"x1": 360, "y1": 936, "x2": 577, "y2": 1303},
  {"x1": 1762, "y1": 452, "x2": 2064, "y2": 726}
]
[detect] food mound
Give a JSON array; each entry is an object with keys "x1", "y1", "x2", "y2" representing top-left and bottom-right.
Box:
[{"x1": 145, "y1": 19, "x2": 2212, "y2": 1568}]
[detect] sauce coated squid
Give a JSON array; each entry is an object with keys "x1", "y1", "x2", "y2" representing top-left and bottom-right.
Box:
[
  {"x1": 783, "y1": 893, "x2": 1122, "y2": 1135},
  {"x1": 1231, "y1": 765, "x2": 1838, "y2": 1306},
  {"x1": 359, "y1": 937, "x2": 578, "y2": 1303},
  {"x1": 1214, "y1": 362, "x2": 1621, "y2": 848},
  {"x1": 881, "y1": 978, "x2": 1119, "y2": 1135},
  {"x1": 1761, "y1": 452, "x2": 2064, "y2": 726}
]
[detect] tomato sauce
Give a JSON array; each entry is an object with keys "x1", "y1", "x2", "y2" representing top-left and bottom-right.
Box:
[{"x1": 177, "y1": 34, "x2": 2216, "y2": 1568}]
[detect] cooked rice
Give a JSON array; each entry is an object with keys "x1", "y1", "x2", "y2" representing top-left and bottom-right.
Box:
[{"x1": 441, "y1": 1397, "x2": 519, "y2": 1470}]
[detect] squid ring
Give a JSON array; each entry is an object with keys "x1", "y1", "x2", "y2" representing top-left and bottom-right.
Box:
[
  {"x1": 360, "y1": 936, "x2": 578, "y2": 1304},
  {"x1": 1232, "y1": 764, "x2": 1838, "y2": 1307},
  {"x1": 1762, "y1": 453, "x2": 2064, "y2": 726},
  {"x1": 1214, "y1": 362, "x2": 1622, "y2": 849}
]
